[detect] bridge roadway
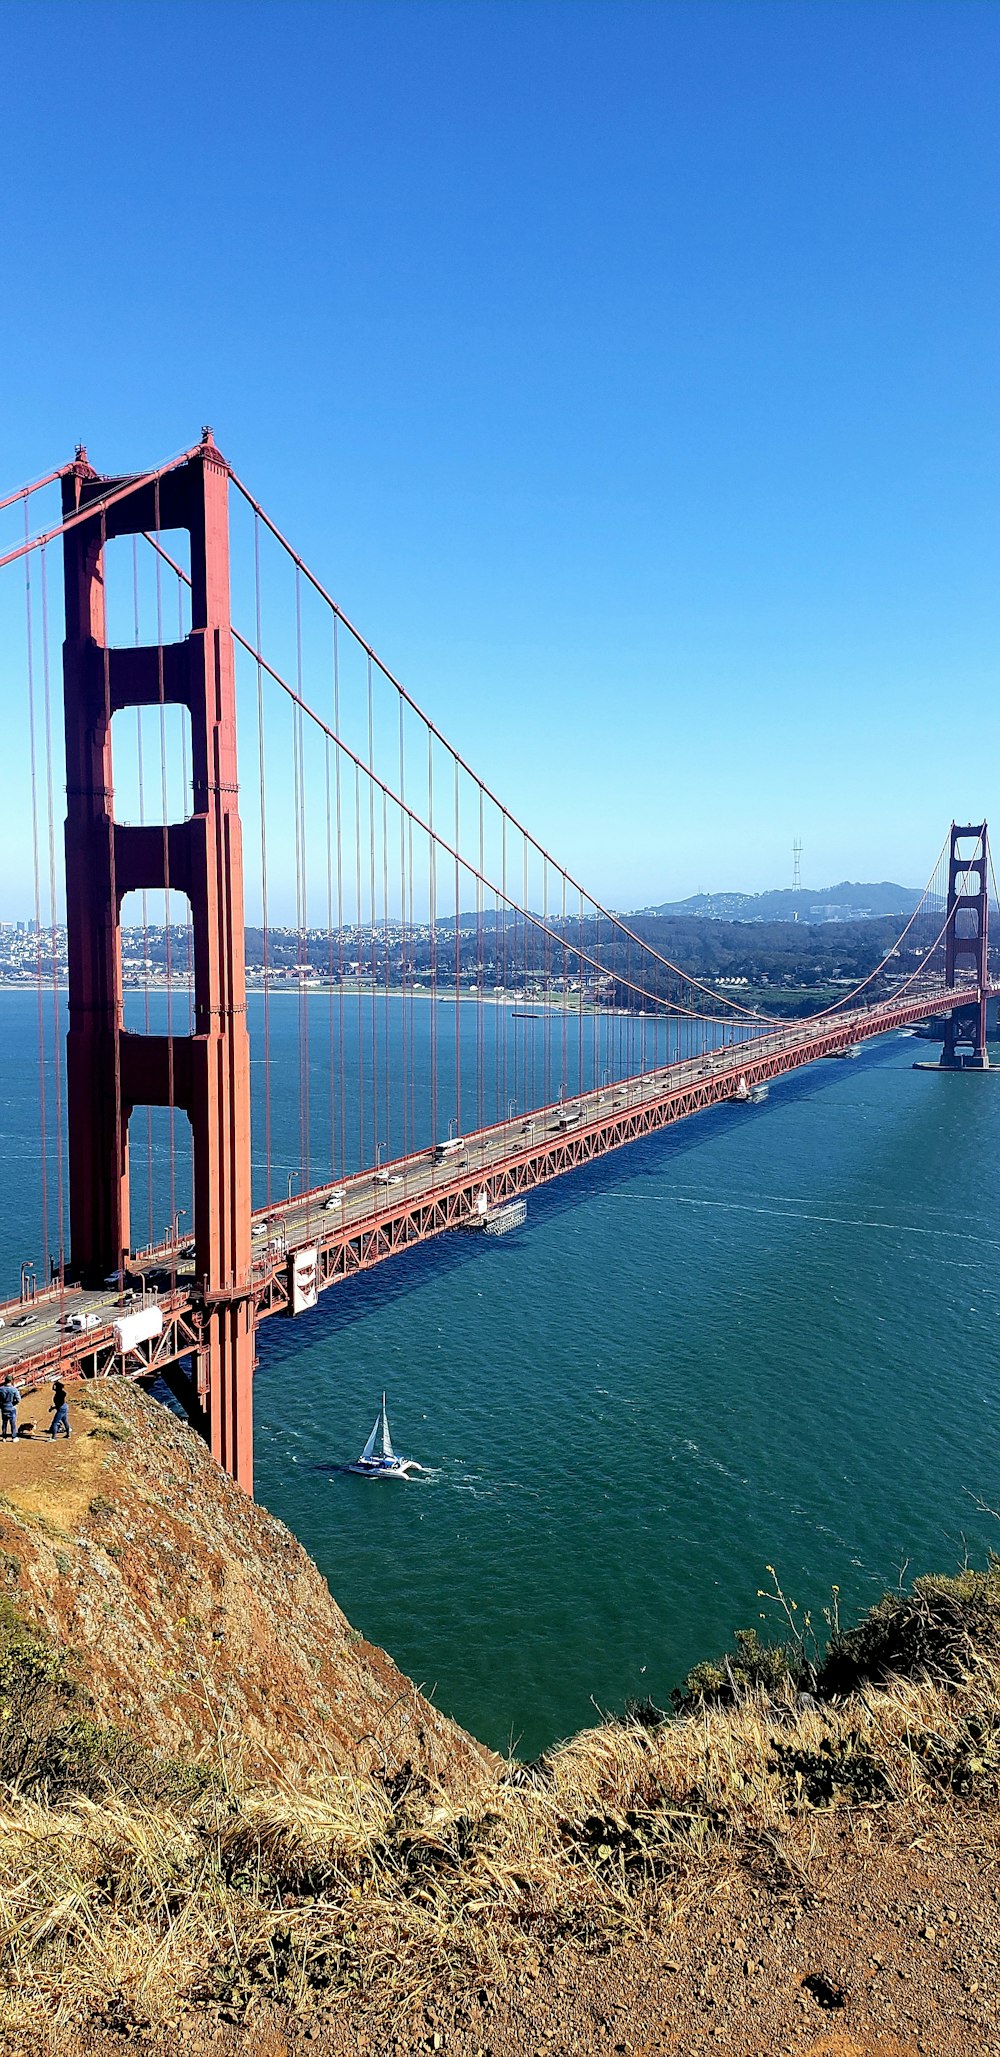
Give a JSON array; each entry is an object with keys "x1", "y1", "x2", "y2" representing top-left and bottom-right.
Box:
[{"x1": 0, "y1": 980, "x2": 977, "y2": 1397}]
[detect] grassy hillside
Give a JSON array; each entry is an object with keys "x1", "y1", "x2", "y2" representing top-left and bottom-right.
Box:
[{"x1": 0, "y1": 1397, "x2": 998, "y2": 2051}]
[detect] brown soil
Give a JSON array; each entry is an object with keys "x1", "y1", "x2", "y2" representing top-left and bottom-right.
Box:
[
  {"x1": 4, "y1": 1810, "x2": 997, "y2": 2057},
  {"x1": 0, "y1": 1381, "x2": 491, "y2": 1789}
]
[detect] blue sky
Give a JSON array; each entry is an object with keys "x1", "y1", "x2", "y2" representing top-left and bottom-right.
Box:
[{"x1": 1, "y1": 0, "x2": 998, "y2": 915}]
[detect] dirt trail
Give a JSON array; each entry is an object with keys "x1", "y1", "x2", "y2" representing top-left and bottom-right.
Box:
[
  {"x1": 9, "y1": 1810, "x2": 997, "y2": 2057},
  {"x1": 0, "y1": 1382, "x2": 104, "y2": 1527}
]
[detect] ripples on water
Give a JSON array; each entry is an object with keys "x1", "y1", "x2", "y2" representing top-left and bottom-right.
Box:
[
  {"x1": 253, "y1": 1034, "x2": 1000, "y2": 1755},
  {"x1": 3, "y1": 993, "x2": 999, "y2": 1757}
]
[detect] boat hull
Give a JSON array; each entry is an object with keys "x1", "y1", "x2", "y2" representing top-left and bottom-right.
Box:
[
  {"x1": 347, "y1": 1456, "x2": 420, "y2": 1478},
  {"x1": 461, "y1": 1197, "x2": 528, "y2": 1236}
]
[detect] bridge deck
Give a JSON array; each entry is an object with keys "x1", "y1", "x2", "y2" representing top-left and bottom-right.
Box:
[{"x1": 0, "y1": 983, "x2": 982, "y2": 1394}]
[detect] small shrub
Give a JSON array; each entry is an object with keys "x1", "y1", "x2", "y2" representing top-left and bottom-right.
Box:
[
  {"x1": 673, "y1": 1628, "x2": 806, "y2": 1710},
  {"x1": 905, "y1": 1712, "x2": 1000, "y2": 1799},
  {"x1": 622, "y1": 1696, "x2": 669, "y2": 1730},
  {"x1": 33, "y1": 1715, "x2": 214, "y2": 1806},
  {"x1": 770, "y1": 1732, "x2": 893, "y2": 1807},
  {"x1": 0, "y1": 1594, "x2": 211, "y2": 1803},
  {"x1": 817, "y1": 1563, "x2": 1000, "y2": 1696},
  {"x1": 0, "y1": 1596, "x2": 78, "y2": 1786}
]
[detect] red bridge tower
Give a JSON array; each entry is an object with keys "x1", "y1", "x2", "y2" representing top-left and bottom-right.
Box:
[{"x1": 61, "y1": 433, "x2": 254, "y2": 1490}]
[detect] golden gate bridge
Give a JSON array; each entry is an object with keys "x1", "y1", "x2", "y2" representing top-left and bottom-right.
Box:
[{"x1": 0, "y1": 434, "x2": 993, "y2": 1493}]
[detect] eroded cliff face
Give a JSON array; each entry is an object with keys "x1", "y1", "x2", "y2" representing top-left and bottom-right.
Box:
[{"x1": 0, "y1": 1379, "x2": 491, "y2": 1788}]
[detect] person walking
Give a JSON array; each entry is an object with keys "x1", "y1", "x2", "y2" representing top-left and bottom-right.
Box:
[
  {"x1": 0, "y1": 1376, "x2": 20, "y2": 1442},
  {"x1": 48, "y1": 1379, "x2": 70, "y2": 1439}
]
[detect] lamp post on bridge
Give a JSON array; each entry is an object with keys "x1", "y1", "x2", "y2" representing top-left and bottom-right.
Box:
[{"x1": 167, "y1": 1210, "x2": 187, "y2": 1293}]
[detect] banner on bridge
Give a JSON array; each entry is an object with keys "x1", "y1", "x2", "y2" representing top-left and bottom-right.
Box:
[{"x1": 289, "y1": 1246, "x2": 318, "y2": 1315}]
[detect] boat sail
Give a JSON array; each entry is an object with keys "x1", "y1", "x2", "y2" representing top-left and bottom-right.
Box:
[{"x1": 348, "y1": 1393, "x2": 419, "y2": 1478}]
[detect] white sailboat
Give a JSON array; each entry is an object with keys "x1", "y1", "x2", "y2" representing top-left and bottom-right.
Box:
[{"x1": 347, "y1": 1393, "x2": 420, "y2": 1478}]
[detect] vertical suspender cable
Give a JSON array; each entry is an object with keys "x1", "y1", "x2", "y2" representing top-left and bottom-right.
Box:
[
  {"x1": 495, "y1": 878, "x2": 502, "y2": 1128},
  {"x1": 333, "y1": 620, "x2": 346, "y2": 1179},
  {"x1": 24, "y1": 508, "x2": 50, "y2": 1284},
  {"x1": 100, "y1": 508, "x2": 126, "y2": 1282},
  {"x1": 501, "y1": 813, "x2": 508, "y2": 1122},
  {"x1": 294, "y1": 568, "x2": 310, "y2": 1218},
  {"x1": 325, "y1": 732, "x2": 335, "y2": 1180},
  {"x1": 382, "y1": 784, "x2": 391, "y2": 1159},
  {"x1": 454, "y1": 754, "x2": 461, "y2": 1136},
  {"x1": 399, "y1": 699, "x2": 409, "y2": 1159},
  {"x1": 560, "y1": 872, "x2": 568, "y2": 1099},
  {"x1": 254, "y1": 513, "x2": 273, "y2": 1216},
  {"x1": 354, "y1": 762, "x2": 364, "y2": 1174},
  {"x1": 578, "y1": 889, "x2": 585, "y2": 1096},
  {"x1": 428, "y1": 733, "x2": 438, "y2": 1157},
  {"x1": 178, "y1": 572, "x2": 194, "y2": 1035},
  {"x1": 481, "y1": 785, "x2": 487, "y2": 1143},
  {"x1": 367, "y1": 656, "x2": 378, "y2": 1174},
  {"x1": 292, "y1": 693, "x2": 302, "y2": 1199},
  {"x1": 542, "y1": 857, "x2": 550, "y2": 1108},
  {"x1": 40, "y1": 545, "x2": 66, "y2": 1301},
  {"x1": 522, "y1": 833, "x2": 530, "y2": 1113},
  {"x1": 407, "y1": 812, "x2": 416, "y2": 1152},
  {"x1": 153, "y1": 481, "x2": 178, "y2": 1279},
  {"x1": 133, "y1": 538, "x2": 154, "y2": 1248}
]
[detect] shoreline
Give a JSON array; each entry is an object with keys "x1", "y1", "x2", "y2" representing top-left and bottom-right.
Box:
[{"x1": 0, "y1": 981, "x2": 659, "y2": 1017}]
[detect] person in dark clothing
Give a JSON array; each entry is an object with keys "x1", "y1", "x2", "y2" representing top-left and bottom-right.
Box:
[
  {"x1": 48, "y1": 1379, "x2": 70, "y2": 1439},
  {"x1": 0, "y1": 1377, "x2": 20, "y2": 1441}
]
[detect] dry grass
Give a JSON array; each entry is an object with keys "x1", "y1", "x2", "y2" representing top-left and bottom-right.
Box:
[{"x1": 0, "y1": 1629, "x2": 997, "y2": 2040}]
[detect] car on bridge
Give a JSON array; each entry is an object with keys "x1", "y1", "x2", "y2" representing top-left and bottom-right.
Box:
[
  {"x1": 373, "y1": 1171, "x2": 403, "y2": 1187},
  {"x1": 323, "y1": 1187, "x2": 347, "y2": 1209}
]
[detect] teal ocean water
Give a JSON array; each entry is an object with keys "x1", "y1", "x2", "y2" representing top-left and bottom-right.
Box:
[{"x1": 2, "y1": 992, "x2": 999, "y2": 1757}]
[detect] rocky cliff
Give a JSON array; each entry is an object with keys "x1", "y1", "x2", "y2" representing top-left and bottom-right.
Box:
[{"x1": 0, "y1": 1378, "x2": 490, "y2": 1789}]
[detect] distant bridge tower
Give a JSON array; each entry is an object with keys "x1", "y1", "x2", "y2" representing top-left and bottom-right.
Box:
[
  {"x1": 940, "y1": 821, "x2": 990, "y2": 1070},
  {"x1": 60, "y1": 432, "x2": 254, "y2": 1490}
]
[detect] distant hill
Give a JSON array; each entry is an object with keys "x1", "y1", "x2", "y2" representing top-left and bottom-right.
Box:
[{"x1": 633, "y1": 882, "x2": 927, "y2": 924}]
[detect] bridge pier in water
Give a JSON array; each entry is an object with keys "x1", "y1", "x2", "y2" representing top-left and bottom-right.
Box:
[{"x1": 60, "y1": 433, "x2": 255, "y2": 1492}]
